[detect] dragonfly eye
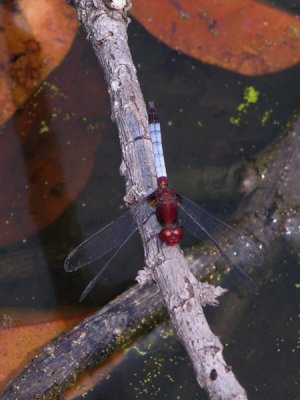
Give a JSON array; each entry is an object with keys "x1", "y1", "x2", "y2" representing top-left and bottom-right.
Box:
[
  {"x1": 173, "y1": 227, "x2": 184, "y2": 239},
  {"x1": 160, "y1": 228, "x2": 172, "y2": 239},
  {"x1": 159, "y1": 227, "x2": 183, "y2": 246}
]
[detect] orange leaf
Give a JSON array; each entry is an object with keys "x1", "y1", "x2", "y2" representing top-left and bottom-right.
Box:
[
  {"x1": 131, "y1": 0, "x2": 300, "y2": 76},
  {"x1": 0, "y1": 0, "x2": 78, "y2": 124},
  {"x1": 0, "y1": 32, "x2": 110, "y2": 246},
  {"x1": 64, "y1": 351, "x2": 126, "y2": 400}
]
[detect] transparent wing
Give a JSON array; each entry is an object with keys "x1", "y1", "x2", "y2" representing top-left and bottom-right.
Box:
[
  {"x1": 178, "y1": 196, "x2": 263, "y2": 293},
  {"x1": 78, "y1": 226, "x2": 137, "y2": 302},
  {"x1": 65, "y1": 202, "x2": 152, "y2": 272},
  {"x1": 65, "y1": 200, "x2": 154, "y2": 301}
]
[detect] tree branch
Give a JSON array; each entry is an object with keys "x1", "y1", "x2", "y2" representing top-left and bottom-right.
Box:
[{"x1": 65, "y1": 1, "x2": 244, "y2": 399}]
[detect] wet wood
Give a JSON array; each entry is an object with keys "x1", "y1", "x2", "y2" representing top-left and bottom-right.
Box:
[{"x1": 0, "y1": 282, "x2": 164, "y2": 399}]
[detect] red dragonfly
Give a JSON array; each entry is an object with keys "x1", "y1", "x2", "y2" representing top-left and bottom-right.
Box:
[{"x1": 65, "y1": 102, "x2": 262, "y2": 301}]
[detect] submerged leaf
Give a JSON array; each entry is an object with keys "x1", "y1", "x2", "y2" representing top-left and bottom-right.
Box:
[
  {"x1": 0, "y1": 0, "x2": 77, "y2": 124},
  {"x1": 0, "y1": 33, "x2": 110, "y2": 246},
  {"x1": 131, "y1": 0, "x2": 300, "y2": 75}
]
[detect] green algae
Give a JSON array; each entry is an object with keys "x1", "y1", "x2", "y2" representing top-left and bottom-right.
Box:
[{"x1": 229, "y1": 85, "x2": 261, "y2": 126}]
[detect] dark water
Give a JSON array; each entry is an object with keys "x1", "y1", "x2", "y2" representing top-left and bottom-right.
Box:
[
  {"x1": 265, "y1": 0, "x2": 300, "y2": 14},
  {"x1": 0, "y1": 2, "x2": 299, "y2": 399}
]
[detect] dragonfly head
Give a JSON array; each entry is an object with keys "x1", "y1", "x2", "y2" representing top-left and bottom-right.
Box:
[
  {"x1": 159, "y1": 227, "x2": 183, "y2": 246},
  {"x1": 157, "y1": 176, "x2": 168, "y2": 188}
]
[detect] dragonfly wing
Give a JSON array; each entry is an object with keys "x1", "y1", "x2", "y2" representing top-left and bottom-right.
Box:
[
  {"x1": 65, "y1": 207, "x2": 138, "y2": 272},
  {"x1": 178, "y1": 196, "x2": 263, "y2": 294},
  {"x1": 65, "y1": 201, "x2": 154, "y2": 300},
  {"x1": 78, "y1": 224, "x2": 138, "y2": 302},
  {"x1": 178, "y1": 196, "x2": 263, "y2": 267},
  {"x1": 230, "y1": 264, "x2": 258, "y2": 295}
]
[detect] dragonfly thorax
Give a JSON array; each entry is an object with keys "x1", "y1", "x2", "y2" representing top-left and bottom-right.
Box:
[
  {"x1": 155, "y1": 185, "x2": 178, "y2": 226},
  {"x1": 155, "y1": 181, "x2": 183, "y2": 246}
]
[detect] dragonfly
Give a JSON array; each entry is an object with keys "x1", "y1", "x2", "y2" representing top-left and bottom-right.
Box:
[{"x1": 65, "y1": 102, "x2": 263, "y2": 301}]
